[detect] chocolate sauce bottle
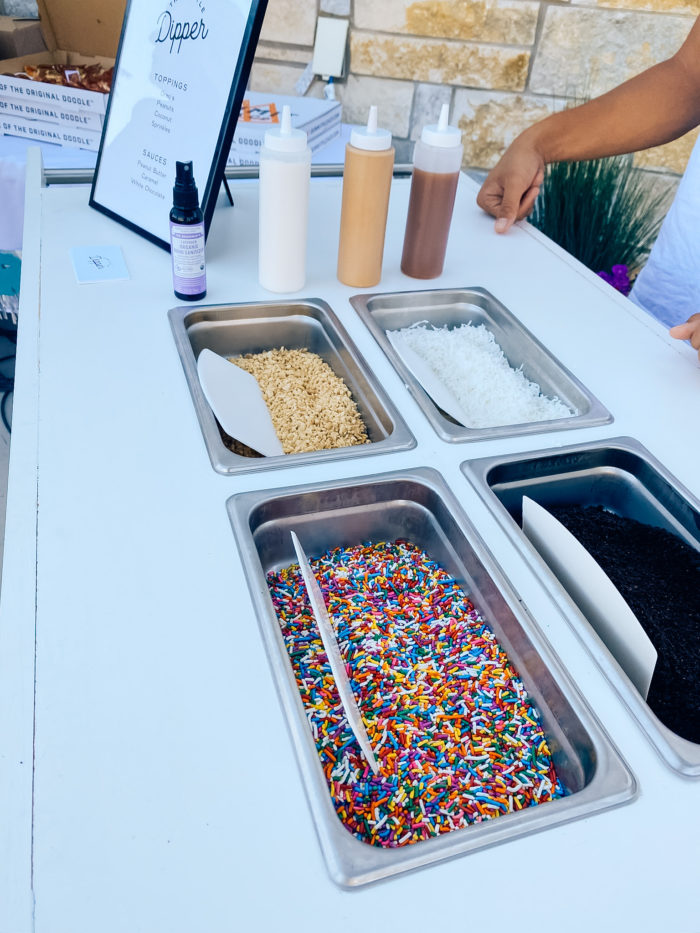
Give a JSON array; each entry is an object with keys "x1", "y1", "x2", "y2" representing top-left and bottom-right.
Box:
[
  {"x1": 401, "y1": 105, "x2": 463, "y2": 279},
  {"x1": 170, "y1": 160, "x2": 207, "y2": 301}
]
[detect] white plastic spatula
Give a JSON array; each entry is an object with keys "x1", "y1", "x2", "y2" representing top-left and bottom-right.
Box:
[
  {"x1": 521, "y1": 496, "x2": 657, "y2": 699},
  {"x1": 196, "y1": 348, "x2": 284, "y2": 457},
  {"x1": 290, "y1": 531, "x2": 379, "y2": 774},
  {"x1": 385, "y1": 329, "x2": 471, "y2": 427}
]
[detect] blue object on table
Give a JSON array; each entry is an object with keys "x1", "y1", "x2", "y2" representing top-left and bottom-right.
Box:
[
  {"x1": 0, "y1": 252, "x2": 21, "y2": 329},
  {"x1": 0, "y1": 252, "x2": 21, "y2": 297}
]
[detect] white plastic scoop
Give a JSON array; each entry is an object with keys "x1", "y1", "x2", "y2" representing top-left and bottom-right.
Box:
[
  {"x1": 522, "y1": 496, "x2": 657, "y2": 699},
  {"x1": 386, "y1": 329, "x2": 471, "y2": 427},
  {"x1": 196, "y1": 348, "x2": 284, "y2": 457},
  {"x1": 290, "y1": 531, "x2": 379, "y2": 774}
]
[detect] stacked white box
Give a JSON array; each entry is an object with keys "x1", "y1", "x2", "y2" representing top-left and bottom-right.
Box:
[
  {"x1": 0, "y1": 74, "x2": 104, "y2": 148},
  {"x1": 228, "y1": 91, "x2": 341, "y2": 167}
]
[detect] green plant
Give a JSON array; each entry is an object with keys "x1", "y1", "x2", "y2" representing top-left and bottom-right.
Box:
[{"x1": 529, "y1": 154, "x2": 674, "y2": 277}]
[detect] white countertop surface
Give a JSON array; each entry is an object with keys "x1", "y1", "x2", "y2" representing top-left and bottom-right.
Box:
[{"x1": 1, "y1": 151, "x2": 699, "y2": 933}]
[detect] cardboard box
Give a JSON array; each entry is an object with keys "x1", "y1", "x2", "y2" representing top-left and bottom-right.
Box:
[
  {"x1": 0, "y1": 0, "x2": 124, "y2": 146},
  {"x1": 0, "y1": 0, "x2": 125, "y2": 71},
  {"x1": 0, "y1": 16, "x2": 46, "y2": 60},
  {"x1": 228, "y1": 91, "x2": 341, "y2": 166}
]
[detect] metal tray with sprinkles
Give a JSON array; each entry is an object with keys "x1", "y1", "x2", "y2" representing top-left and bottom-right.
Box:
[{"x1": 267, "y1": 539, "x2": 565, "y2": 848}]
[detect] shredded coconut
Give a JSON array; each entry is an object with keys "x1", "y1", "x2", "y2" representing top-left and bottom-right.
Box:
[{"x1": 390, "y1": 322, "x2": 576, "y2": 428}]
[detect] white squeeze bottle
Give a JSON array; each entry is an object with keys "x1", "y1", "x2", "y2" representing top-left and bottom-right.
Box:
[{"x1": 258, "y1": 104, "x2": 312, "y2": 292}]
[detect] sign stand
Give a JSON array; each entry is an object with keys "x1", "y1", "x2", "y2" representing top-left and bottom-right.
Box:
[{"x1": 89, "y1": 0, "x2": 267, "y2": 250}]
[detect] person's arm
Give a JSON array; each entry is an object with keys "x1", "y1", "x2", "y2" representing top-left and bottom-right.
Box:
[
  {"x1": 477, "y1": 16, "x2": 700, "y2": 232},
  {"x1": 670, "y1": 313, "x2": 700, "y2": 360}
]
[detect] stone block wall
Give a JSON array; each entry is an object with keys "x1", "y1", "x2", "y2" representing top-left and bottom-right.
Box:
[{"x1": 252, "y1": 0, "x2": 699, "y2": 176}]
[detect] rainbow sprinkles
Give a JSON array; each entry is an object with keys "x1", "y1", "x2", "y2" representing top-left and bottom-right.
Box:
[{"x1": 267, "y1": 539, "x2": 565, "y2": 847}]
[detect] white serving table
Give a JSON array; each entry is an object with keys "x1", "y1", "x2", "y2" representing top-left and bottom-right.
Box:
[{"x1": 1, "y1": 149, "x2": 698, "y2": 933}]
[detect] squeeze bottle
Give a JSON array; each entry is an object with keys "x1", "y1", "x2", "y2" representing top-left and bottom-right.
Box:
[
  {"x1": 258, "y1": 104, "x2": 311, "y2": 292},
  {"x1": 337, "y1": 105, "x2": 394, "y2": 287},
  {"x1": 401, "y1": 104, "x2": 463, "y2": 279},
  {"x1": 170, "y1": 160, "x2": 206, "y2": 301}
]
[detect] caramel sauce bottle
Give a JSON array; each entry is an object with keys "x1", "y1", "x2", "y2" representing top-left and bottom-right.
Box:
[
  {"x1": 337, "y1": 106, "x2": 395, "y2": 288},
  {"x1": 401, "y1": 104, "x2": 463, "y2": 279}
]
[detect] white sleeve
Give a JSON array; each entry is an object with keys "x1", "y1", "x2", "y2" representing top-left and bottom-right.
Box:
[{"x1": 630, "y1": 135, "x2": 700, "y2": 328}]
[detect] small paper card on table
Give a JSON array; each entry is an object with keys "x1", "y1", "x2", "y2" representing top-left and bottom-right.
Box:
[{"x1": 70, "y1": 245, "x2": 130, "y2": 284}]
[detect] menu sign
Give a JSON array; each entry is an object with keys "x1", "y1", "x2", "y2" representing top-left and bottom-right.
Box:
[{"x1": 90, "y1": 0, "x2": 267, "y2": 249}]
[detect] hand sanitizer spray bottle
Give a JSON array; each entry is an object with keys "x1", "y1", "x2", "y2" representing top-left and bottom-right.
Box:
[
  {"x1": 170, "y1": 160, "x2": 206, "y2": 301},
  {"x1": 401, "y1": 104, "x2": 463, "y2": 279},
  {"x1": 258, "y1": 104, "x2": 312, "y2": 292}
]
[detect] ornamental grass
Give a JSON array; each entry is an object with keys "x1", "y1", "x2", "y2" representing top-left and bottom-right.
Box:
[{"x1": 530, "y1": 154, "x2": 674, "y2": 279}]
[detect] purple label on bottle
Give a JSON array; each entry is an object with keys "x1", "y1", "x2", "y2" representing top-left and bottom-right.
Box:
[{"x1": 170, "y1": 221, "x2": 206, "y2": 296}]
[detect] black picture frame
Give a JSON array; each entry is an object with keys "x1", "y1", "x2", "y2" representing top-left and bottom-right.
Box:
[{"x1": 89, "y1": 0, "x2": 268, "y2": 251}]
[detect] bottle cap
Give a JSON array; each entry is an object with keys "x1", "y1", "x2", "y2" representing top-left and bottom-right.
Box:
[
  {"x1": 350, "y1": 105, "x2": 392, "y2": 151},
  {"x1": 264, "y1": 104, "x2": 308, "y2": 152},
  {"x1": 173, "y1": 160, "x2": 199, "y2": 210},
  {"x1": 420, "y1": 103, "x2": 462, "y2": 149}
]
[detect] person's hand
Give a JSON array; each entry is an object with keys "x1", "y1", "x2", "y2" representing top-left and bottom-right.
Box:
[
  {"x1": 476, "y1": 133, "x2": 546, "y2": 234},
  {"x1": 670, "y1": 313, "x2": 700, "y2": 360}
]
